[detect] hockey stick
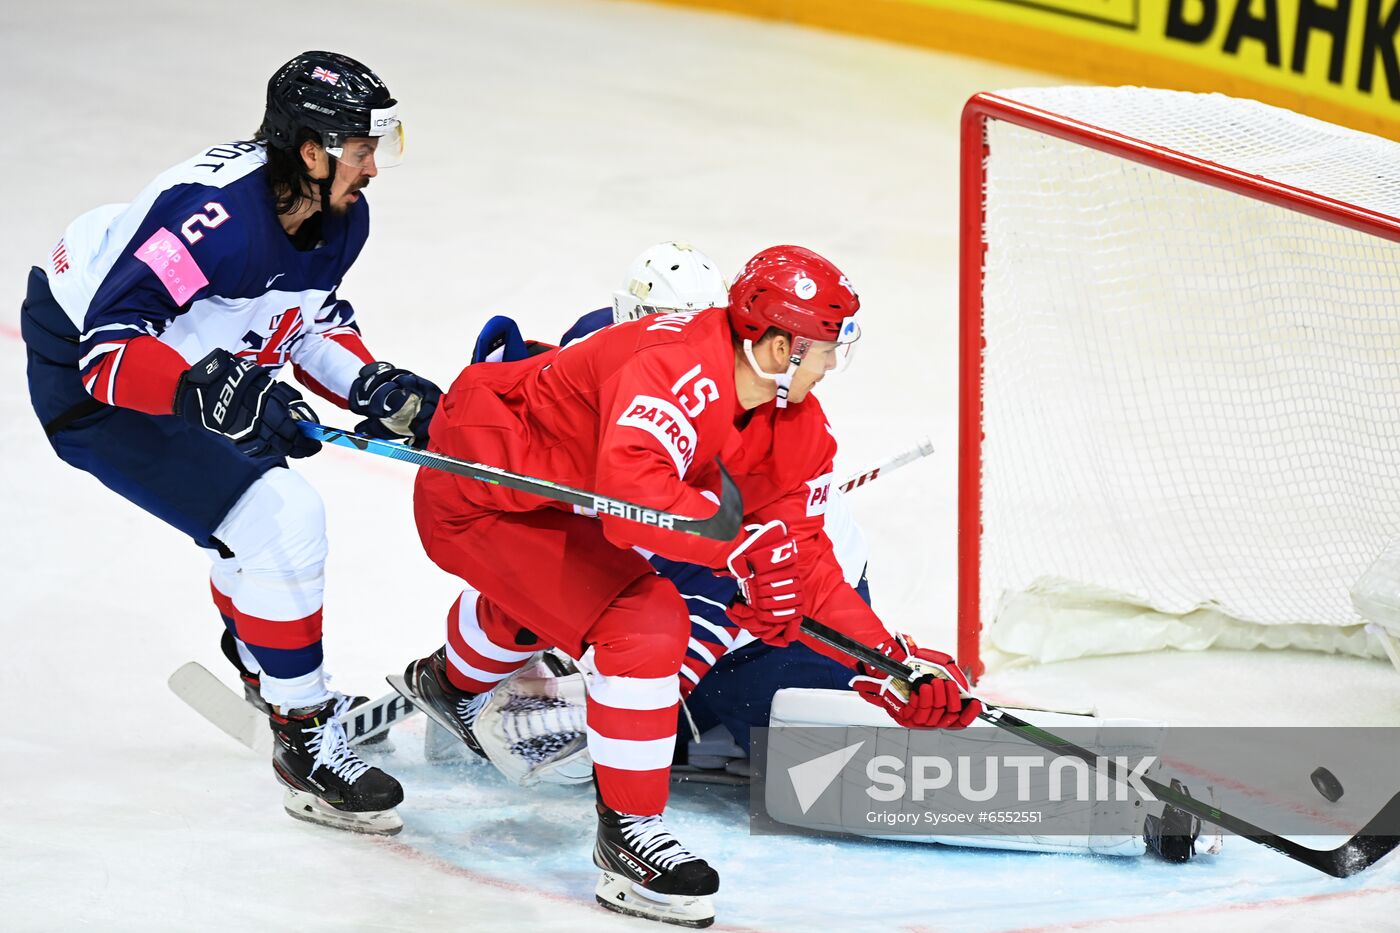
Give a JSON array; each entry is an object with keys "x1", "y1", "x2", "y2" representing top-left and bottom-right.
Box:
[
  {"x1": 838, "y1": 437, "x2": 935, "y2": 494},
  {"x1": 169, "y1": 662, "x2": 418, "y2": 753},
  {"x1": 300, "y1": 422, "x2": 743, "y2": 542},
  {"x1": 799, "y1": 618, "x2": 1400, "y2": 878}
]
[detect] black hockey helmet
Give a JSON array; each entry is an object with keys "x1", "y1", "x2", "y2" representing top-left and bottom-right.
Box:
[{"x1": 261, "y1": 51, "x2": 403, "y2": 167}]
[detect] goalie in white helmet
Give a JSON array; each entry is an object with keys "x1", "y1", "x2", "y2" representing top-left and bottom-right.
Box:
[
  {"x1": 612, "y1": 241, "x2": 729, "y2": 323},
  {"x1": 474, "y1": 242, "x2": 734, "y2": 362}
]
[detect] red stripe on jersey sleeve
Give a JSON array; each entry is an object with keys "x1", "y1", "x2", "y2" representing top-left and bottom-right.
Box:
[
  {"x1": 325, "y1": 330, "x2": 374, "y2": 365},
  {"x1": 81, "y1": 335, "x2": 188, "y2": 415}
]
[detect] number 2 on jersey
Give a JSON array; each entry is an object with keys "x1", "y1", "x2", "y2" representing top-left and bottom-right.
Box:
[{"x1": 180, "y1": 202, "x2": 230, "y2": 244}]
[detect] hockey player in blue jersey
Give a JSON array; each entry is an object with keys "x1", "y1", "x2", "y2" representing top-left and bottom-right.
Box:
[{"x1": 20, "y1": 51, "x2": 441, "y2": 835}]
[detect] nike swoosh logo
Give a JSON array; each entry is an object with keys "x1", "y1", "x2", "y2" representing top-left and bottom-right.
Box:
[{"x1": 266, "y1": 273, "x2": 286, "y2": 288}]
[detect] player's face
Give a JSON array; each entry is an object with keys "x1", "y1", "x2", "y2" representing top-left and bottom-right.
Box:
[
  {"x1": 326, "y1": 137, "x2": 380, "y2": 214},
  {"x1": 785, "y1": 339, "x2": 842, "y2": 403}
]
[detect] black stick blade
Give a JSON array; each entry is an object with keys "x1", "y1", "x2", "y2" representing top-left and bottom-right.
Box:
[{"x1": 1320, "y1": 791, "x2": 1400, "y2": 878}]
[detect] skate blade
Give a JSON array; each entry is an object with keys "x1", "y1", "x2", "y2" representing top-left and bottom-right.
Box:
[
  {"x1": 281, "y1": 788, "x2": 403, "y2": 836},
  {"x1": 594, "y1": 871, "x2": 715, "y2": 928}
]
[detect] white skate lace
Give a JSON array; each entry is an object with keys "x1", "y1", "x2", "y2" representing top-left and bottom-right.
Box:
[
  {"x1": 619, "y1": 815, "x2": 701, "y2": 870},
  {"x1": 305, "y1": 712, "x2": 371, "y2": 785},
  {"x1": 330, "y1": 691, "x2": 357, "y2": 719},
  {"x1": 455, "y1": 691, "x2": 493, "y2": 731}
]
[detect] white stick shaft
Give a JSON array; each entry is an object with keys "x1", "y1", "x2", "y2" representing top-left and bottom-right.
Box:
[{"x1": 838, "y1": 437, "x2": 934, "y2": 494}]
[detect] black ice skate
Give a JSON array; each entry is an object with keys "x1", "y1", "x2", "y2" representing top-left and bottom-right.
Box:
[
  {"x1": 271, "y1": 698, "x2": 404, "y2": 835},
  {"x1": 594, "y1": 796, "x2": 719, "y2": 928},
  {"x1": 222, "y1": 629, "x2": 388, "y2": 744},
  {"x1": 1144, "y1": 778, "x2": 1204, "y2": 862},
  {"x1": 389, "y1": 647, "x2": 492, "y2": 759}
]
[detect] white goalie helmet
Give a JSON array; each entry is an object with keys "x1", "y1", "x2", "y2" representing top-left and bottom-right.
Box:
[{"x1": 612, "y1": 241, "x2": 729, "y2": 324}]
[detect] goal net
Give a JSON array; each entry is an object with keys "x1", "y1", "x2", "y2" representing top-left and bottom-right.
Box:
[{"x1": 960, "y1": 86, "x2": 1400, "y2": 677}]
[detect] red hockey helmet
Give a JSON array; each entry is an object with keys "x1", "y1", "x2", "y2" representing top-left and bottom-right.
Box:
[{"x1": 727, "y1": 245, "x2": 860, "y2": 344}]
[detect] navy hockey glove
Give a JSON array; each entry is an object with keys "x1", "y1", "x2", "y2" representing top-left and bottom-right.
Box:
[
  {"x1": 174, "y1": 348, "x2": 321, "y2": 459},
  {"x1": 348, "y1": 361, "x2": 442, "y2": 448}
]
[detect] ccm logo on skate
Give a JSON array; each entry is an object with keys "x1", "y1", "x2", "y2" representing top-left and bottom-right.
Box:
[
  {"x1": 806, "y1": 472, "x2": 833, "y2": 516},
  {"x1": 617, "y1": 395, "x2": 697, "y2": 478},
  {"x1": 610, "y1": 844, "x2": 659, "y2": 882}
]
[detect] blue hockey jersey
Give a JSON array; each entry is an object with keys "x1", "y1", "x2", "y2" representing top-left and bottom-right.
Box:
[{"x1": 45, "y1": 140, "x2": 373, "y2": 412}]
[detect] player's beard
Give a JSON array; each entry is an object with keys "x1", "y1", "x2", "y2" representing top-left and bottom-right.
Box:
[{"x1": 328, "y1": 178, "x2": 369, "y2": 216}]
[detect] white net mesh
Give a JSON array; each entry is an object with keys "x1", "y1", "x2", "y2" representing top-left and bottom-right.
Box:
[{"x1": 975, "y1": 86, "x2": 1400, "y2": 666}]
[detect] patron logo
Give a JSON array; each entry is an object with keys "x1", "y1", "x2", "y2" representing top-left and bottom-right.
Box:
[
  {"x1": 805, "y1": 472, "x2": 833, "y2": 516},
  {"x1": 616, "y1": 395, "x2": 697, "y2": 478}
]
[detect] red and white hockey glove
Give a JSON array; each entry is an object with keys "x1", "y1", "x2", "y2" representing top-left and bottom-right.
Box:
[
  {"x1": 726, "y1": 520, "x2": 803, "y2": 646},
  {"x1": 850, "y1": 634, "x2": 982, "y2": 729}
]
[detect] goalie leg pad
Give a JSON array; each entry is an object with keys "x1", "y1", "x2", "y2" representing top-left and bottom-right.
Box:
[
  {"x1": 472, "y1": 662, "x2": 593, "y2": 785},
  {"x1": 767, "y1": 688, "x2": 1162, "y2": 858}
]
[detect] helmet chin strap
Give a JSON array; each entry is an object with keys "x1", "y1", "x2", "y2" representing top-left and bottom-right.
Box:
[
  {"x1": 742, "y1": 338, "x2": 810, "y2": 409},
  {"x1": 293, "y1": 148, "x2": 336, "y2": 218},
  {"x1": 316, "y1": 154, "x2": 337, "y2": 214}
]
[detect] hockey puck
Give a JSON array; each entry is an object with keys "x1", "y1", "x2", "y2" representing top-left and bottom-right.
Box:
[{"x1": 1311, "y1": 766, "x2": 1344, "y2": 802}]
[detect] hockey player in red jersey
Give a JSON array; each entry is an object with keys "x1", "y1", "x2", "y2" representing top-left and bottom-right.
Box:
[{"x1": 394, "y1": 245, "x2": 982, "y2": 927}]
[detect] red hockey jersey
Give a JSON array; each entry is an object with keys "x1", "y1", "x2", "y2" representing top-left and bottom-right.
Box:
[{"x1": 423, "y1": 306, "x2": 889, "y2": 657}]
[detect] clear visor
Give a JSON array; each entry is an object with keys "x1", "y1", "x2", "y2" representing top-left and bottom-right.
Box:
[
  {"x1": 325, "y1": 117, "x2": 405, "y2": 170},
  {"x1": 792, "y1": 315, "x2": 861, "y2": 375}
]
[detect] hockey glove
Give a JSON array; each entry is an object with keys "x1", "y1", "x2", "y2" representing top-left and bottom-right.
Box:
[
  {"x1": 348, "y1": 361, "x2": 442, "y2": 448},
  {"x1": 726, "y1": 519, "x2": 803, "y2": 645},
  {"x1": 850, "y1": 634, "x2": 982, "y2": 729},
  {"x1": 174, "y1": 348, "x2": 320, "y2": 459}
]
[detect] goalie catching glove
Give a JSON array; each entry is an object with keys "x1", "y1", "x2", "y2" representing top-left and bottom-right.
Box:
[
  {"x1": 850, "y1": 634, "x2": 982, "y2": 729},
  {"x1": 726, "y1": 519, "x2": 803, "y2": 645},
  {"x1": 348, "y1": 361, "x2": 442, "y2": 448}
]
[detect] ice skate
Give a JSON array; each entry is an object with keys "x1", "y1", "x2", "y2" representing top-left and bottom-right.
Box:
[
  {"x1": 270, "y1": 698, "x2": 404, "y2": 835},
  {"x1": 390, "y1": 647, "x2": 491, "y2": 759},
  {"x1": 222, "y1": 629, "x2": 388, "y2": 744},
  {"x1": 593, "y1": 797, "x2": 719, "y2": 928},
  {"x1": 1143, "y1": 779, "x2": 1224, "y2": 861}
]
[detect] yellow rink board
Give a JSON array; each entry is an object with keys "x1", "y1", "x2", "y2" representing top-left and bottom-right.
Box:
[{"x1": 640, "y1": 0, "x2": 1400, "y2": 139}]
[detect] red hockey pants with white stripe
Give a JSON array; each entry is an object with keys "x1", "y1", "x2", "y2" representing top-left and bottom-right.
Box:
[{"x1": 418, "y1": 498, "x2": 688, "y2": 816}]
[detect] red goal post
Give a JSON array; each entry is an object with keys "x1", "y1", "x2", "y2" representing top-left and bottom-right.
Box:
[{"x1": 958, "y1": 87, "x2": 1400, "y2": 681}]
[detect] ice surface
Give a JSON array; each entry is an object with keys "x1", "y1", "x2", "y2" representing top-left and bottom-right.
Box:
[{"x1": 3, "y1": 0, "x2": 1398, "y2": 929}]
